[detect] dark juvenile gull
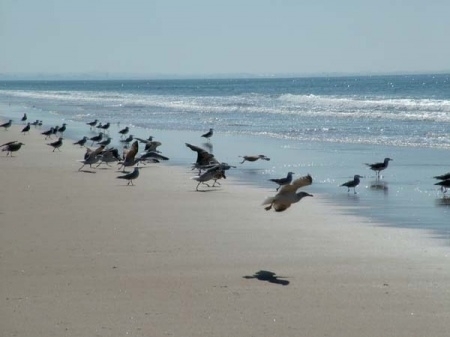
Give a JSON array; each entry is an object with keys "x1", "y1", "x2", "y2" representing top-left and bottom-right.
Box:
[
  {"x1": 47, "y1": 137, "x2": 63, "y2": 152},
  {"x1": 262, "y1": 174, "x2": 313, "y2": 212},
  {"x1": 118, "y1": 126, "x2": 129, "y2": 137},
  {"x1": 100, "y1": 122, "x2": 111, "y2": 132},
  {"x1": 120, "y1": 134, "x2": 134, "y2": 144},
  {"x1": 185, "y1": 142, "x2": 218, "y2": 172},
  {"x1": 365, "y1": 157, "x2": 392, "y2": 177},
  {"x1": 21, "y1": 113, "x2": 27, "y2": 122},
  {"x1": 89, "y1": 133, "x2": 103, "y2": 146},
  {"x1": 87, "y1": 119, "x2": 98, "y2": 129},
  {"x1": 78, "y1": 151, "x2": 102, "y2": 171},
  {"x1": 191, "y1": 163, "x2": 232, "y2": 191},
  {"x1": 117, "y1": 167, "x2": 140, "y2": 186},
  {"x1": 41, "y1": 127, "x2": 55, "y2": 139},
  {"x1": 57, "y1": 123, "x2": 67, "y2": 136},
  {"x1": 73, "y1": 136, "x2": 88, "y2": 147},
  {"x1": 0, "y1": 120, "x2": 13, "y2": 130},
  {"x1": 240, "y1": 154, "x2": 270, "y2": 164},
  {"x1": 201, "y1": 128, "x2": 214, "y2": 141},
  {"x1": 118, "y1": 140, "x2": 139, "y2": 171},
  {"x1": 341, "y1": 174, "x2": 363, "y2": 194},
  {"x1": 96, "y1": 148, "x2": 121, "y2": 167},
  {"x1": 269, "y1": 171, "x2": 294, "y2": 191},
  {"x1": 1, "y1": 141, "x2": 25, "y2": 156},
  {"x1": 98, "y1": 137, "x2": 112, "y2": 146},
  {"x1": 21, "y1": 123, "x2": 31, "y2": 134}
]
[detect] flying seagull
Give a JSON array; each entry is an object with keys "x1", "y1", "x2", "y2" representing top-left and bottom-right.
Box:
[
  {"x1": 201, "y1": 128, "x2": 214, "y2": 141},
  {"x1": 365, "y1": 157, "x2": 392, "y2": 177},
  {"x1": 262, "y1": 174, "x2": 313, "y2": 212},
  {"x1": 240, "y1": 154, "x2": 270, "y2": 164},
  {"x1": 185, "y1": 142, "x2": 218, "y2": 172},
  {"x1": 341, "y1": 174, "x2": 363, "y2": 194},
  {"x1": 1, "y1": 141, "x2": 24, "y2": 156},
  {"x1": 269, "y1": 172, "x2": 294, "y2": 191},
  {"x1": 117, "y1": 167, "x2": 140, "y2": 185}
]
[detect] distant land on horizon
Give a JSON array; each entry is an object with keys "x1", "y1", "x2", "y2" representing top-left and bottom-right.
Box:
[{"x1": 0, "y1": 70, "x2": 449, "y2": 81}]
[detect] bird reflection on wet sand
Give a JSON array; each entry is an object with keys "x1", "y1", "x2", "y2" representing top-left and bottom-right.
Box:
[
  {"x1": 243, "y1": 270, "x2": 290, "y2": 286},
  {"x1": 370, "y1": 180, "x2": 389, "y2": 194}
]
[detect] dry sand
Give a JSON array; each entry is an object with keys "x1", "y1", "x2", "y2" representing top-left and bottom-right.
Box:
[{"x1": 1, "y1": 123, "x2": 450, "y2": 337}]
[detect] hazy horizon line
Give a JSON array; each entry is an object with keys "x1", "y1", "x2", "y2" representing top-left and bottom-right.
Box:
[{"x1": 0, "y1": 70, "x2": 449, "y2": 81}]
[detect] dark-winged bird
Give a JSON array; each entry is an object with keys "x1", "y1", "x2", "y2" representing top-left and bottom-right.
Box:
[
  {"x1": 1, "y1": 141, "x2": 24, "y2": 156},
  {"x1": 262, "y1": 174, "x2": 313, "y2": 212},
  {"x1": 47, "y1": 137, "x2": 63, "y2": 152},
  {"x1": 365, "y1": 157, "x2": 392, "y2": 177},
  {"x1": 21, "y1": 123, "x2": 31, "y2": 134},
  {"x1": 117, "y1": 167, "x2": 140, "y2": 185},
  {"x1": 341, "y1": 174, "x2": 363, "y2": 194},
  {"x1": 201, "y1": 128, "x2": 214, "y2": 141},
  {"x1": 73, "y1": 136, "x2": 88, "y2": 147},
  {"x1": 119, "y1": 126, "x2": 129, "y2": 137},
  {"x1": 0, "y1": 120, "x2": 13, "y2": 130},
  {"x1": 269, "y1": 172, "x2": 294, "y2": 191},
  {"x1": 185, "y1": 143, "x2": 218, "y2": 171},
  {"x1": 240, "y1": 154, "x2": 270, "y2": 164}
]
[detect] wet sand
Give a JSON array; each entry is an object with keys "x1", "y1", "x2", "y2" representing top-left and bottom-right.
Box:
[{"x1": 1, "y1": 123, "x2": 450, "y2": 337}]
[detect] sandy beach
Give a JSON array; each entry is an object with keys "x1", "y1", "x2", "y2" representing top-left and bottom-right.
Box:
[{"x1": 1, "y1": 123, "x2": 450, "y2": 337}]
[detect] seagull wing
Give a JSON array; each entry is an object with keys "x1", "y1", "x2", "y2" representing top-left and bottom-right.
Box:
[
  {"x1": 277, "y1": 174, "x2": 312, "y2": 195},
  {"x1": 125, "y1": 140, "x2": 139, "y2": 161}
]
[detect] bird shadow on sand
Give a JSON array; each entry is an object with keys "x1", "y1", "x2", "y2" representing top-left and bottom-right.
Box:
[
  {"x1": 243, "y1": 270, "x2": 290, "y2": 286},
  {"x1": 78, "y1": 169, "x2": 97, "y2": 174}
]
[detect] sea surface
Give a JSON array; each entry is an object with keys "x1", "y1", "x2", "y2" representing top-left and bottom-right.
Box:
[{"x1": 1, "y1": 75, "x2": 450, "y2": 244}]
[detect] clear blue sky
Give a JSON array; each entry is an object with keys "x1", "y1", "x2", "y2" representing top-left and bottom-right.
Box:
[{"x1": 1, "y1": 0, "x2": 449, "y2": 78}]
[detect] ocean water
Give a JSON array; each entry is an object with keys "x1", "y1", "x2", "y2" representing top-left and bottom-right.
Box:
[{"x1": 1, "y1": 75, "x2": 450, "y2": 243}]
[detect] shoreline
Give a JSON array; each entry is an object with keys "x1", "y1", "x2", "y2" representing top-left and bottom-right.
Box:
[{"x1": 2, "y1": 123, "x2": 450, "y2": 336}]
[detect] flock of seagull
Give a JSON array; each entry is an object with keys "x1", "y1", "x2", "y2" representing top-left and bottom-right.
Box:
[{"x1": 2, "y1": 115, "x2": 450, "y2": 212}]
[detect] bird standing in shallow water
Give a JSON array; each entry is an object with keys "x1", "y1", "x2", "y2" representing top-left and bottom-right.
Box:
[
  {"x1": 341, "y1": 174, "x2": 363, "y2": 194},
  {"x1": 1, "y1": 141, "x2": 24, "y2": 156},
  {"x1": 201, "y1": 128, "x2": 214, "y2": 141},
  {"x1": 269, "y1": 172, "x2": 294, "y2": 191},
  {"x1": 365, "y1": 158, "x2": 392, "y2": 177},
  {"x1": 262, "y1": 174, "x2": 313, "y2": 212},
  {"x1": 117, "y1": 167, "x2": 140, "y2": 185}
]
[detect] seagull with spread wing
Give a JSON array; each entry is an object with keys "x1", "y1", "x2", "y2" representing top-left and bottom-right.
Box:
[
  {"x1": 185, "y1": 142, "x2": 218, "y2": 172},
  {"x1": 262, "y1": 174, "x2": 313, "y2": 212}
]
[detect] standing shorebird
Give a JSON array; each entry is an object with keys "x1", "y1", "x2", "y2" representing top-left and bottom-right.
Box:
[
  {"x1": 73, "y1": 136, "x2": 88, "y2": 147},
  {"x1": 341, "y1": 174, "x2": 363, "y2": 194},
  {"x1": 365, "y1": 157, "x2": 392, "y2": 177},
  {"x1": 21, "y1": 113, "x2": 27, "y2": 122},
  {"x1": 47, "y1": 137, "x2": 63, "y2": 152},
  {"x1": 89, "y1": 133, "x2": 103, "y2": 146},
  {"x1": 100, "y1": 122, "x2": 111, "y2": 133},
  {"x1": 41, "y1": 127, "x2": 55, "y2": 139},
  {"x1": 201, "y1": 128, "x2": 214, "y2": 141},
  {"x1": 117, "y1": 167, "x2": 140, "y2": 185},
  {"x1": 57, "y1": 123, "x2": 67, "y2": 136},
  {"x1": 269, "y1": 172, "x2": 294, "y2": 191},
  {"x1": 1, "y1": 141, "x2": 24, "y2": 156},
  {"x1": 240, "y1": 154, "x2": 270, "y2": 164},
  {"x1": 262, "y1": 174, "x2": 313, "y2": 212},
  {"x1": 87, "y1": 119, "x2": 98, "y2": 129},
  {"x1": 118, "y1": 126, "x2": 129, "y2": 137},
  {"x1": 21, "y1": 123, "x2": 31, "y2": 134},
  {"x1": 0, "y1": 120, "x2": 13, "y2": 130}
]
